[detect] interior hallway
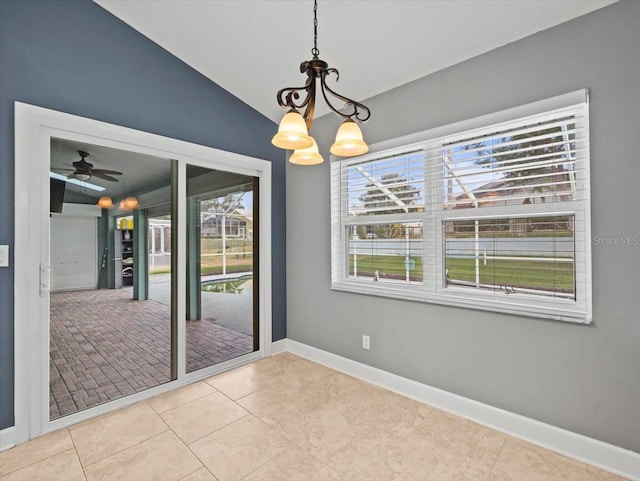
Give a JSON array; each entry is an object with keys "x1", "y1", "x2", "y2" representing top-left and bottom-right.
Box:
[{"x1": 3, "y1": 353, "x2": 628, "y2": 481}]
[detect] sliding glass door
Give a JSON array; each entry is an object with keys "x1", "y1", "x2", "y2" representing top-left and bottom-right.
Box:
[
  {"x1": 47, "y1": 142, "x2": 261, "y2": 422},
  {"x1": 185, "y1": 165, "x2": 259, "y2": 373},
  {"x1": 48, "y1": 139, "x2": 175, "y2": 420},
  {"x1": 14, "y1": 103, "x2": 272, "y2": 443}
]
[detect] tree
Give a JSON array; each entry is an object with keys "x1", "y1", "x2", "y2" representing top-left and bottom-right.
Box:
[
  {"x1": 200, "y1": 193, "x2": 246, "y2": 239},
  {"x1": 359, "y1": 173, "x2": 421, "y2": 215},
  {"x1": 470, "y1": 122, "x2": 575, "y2": 198},
  {"x1": 201, "y1": 193, "x2": 245, "y2": 216},
  {"x1": 199, "y1": 192, "x2": 247, "y2": 276}
]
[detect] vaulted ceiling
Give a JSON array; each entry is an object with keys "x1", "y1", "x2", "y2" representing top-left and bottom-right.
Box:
[{"x1": 95, "y1": 0, "x2": 616, "y2": 122}]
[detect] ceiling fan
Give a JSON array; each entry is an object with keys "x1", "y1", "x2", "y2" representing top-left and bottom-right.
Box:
[{"x1": 57, "y1": 150, "x2": 122, "y2": 182}]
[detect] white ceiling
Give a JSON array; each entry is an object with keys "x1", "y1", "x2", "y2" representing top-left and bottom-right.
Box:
[
  {"x1": 50, "y1": 138, "x2": 171, "y2": 199},
  {"x1": 95, "y1": 0, "x2": 616, "y2": 123}
]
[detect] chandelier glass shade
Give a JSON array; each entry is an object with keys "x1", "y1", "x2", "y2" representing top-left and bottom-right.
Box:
[
  {"x1": 330, "y1": 120, "x2": 369, "y2": 157},
  {"x1": 271, "y1": 109, "x2": 314, "y2": 150},
  {"x1": 289, "y1": 138, "x2": 323, "y2": 165},
  {"x1": 272, "y1": 0, "x2": 370, "y2": 164}
]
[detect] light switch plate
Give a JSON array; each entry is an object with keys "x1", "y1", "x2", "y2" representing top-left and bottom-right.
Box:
[{"x1": 0, "y1": 245, "x2": 9, "y2": 267}]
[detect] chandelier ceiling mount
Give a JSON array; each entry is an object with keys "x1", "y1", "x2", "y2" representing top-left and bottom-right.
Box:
[{"x1": 272, "y1": 0, "x2": 371, "y2": 164}]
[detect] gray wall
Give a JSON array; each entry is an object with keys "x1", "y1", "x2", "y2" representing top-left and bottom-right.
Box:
[
  {"x1": 0, "y1": 0, "x2": 286, "y2": 430},
  {"x1": 287, "y1": 0, "x2": 640, "y2": 453}
]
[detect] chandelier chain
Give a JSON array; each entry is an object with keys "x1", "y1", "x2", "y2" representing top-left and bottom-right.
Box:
[
  {"x1": 275, "y1": 0, "x2": 371, "y2": 130},
  {"x1": 312, "y1": 0, "x2": 319, "y2": 57},
  {"x1": 272, "y1": 0, "x2": 370, "y2": 158}
]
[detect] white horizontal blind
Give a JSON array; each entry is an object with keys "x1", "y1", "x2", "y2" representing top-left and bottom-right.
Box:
[
  {"x1": 332, "y1": 150, "x2": 426, "y2": 287},
  {"x1": 331, "y1": 91, "x2": 591, "y2": 323},
  {"x1": 431, "y1": 104, "x2": 588, "y2": 305},
  {"x1": 432, "y1": 108, "x2": 586, "y2": 211},
  {"x1": 443, "y1": 215, "x2": 576, "y2": 300},
  {"x1": 343, "y1": 150, "x2": 425, "y2": 217},
  {"x1": 344, "y1": 221, "x2": 424, "y2": 284}
]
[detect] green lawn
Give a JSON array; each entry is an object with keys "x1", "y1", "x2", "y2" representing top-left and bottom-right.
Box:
[
  {"x1": 445, "y1": 231, "x2": 574, "y2": 239},
  {"x1": 348, "y1": 255, "x2": 423, "y2": 282},
  {"x1": 348, "y1": 254, "x2": 575, "y2": 294},
  {"x1": 446, "y1": 257, "x2": 574, "y2": 293},
  {"x1": 151, "y1": 263, "x2": 252, "y2": 276},
  {"x1": 201, "y1": 238, "x2": 252, "y2": 255},
  {"x1": 149, "y1": 238, "x2": 253, "y2": 276},
  {"x1": 201, "y1": 262, "x2": 253, "y2": 276}
]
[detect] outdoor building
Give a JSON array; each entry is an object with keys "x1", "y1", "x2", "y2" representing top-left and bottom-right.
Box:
[{"x1": 201, "y1": 210, "x2": 253, "y2": 240}]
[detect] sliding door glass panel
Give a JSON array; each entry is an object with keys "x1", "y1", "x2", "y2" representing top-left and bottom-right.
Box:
[
  {"x1": 186, "y1": 165, "x2": 257, "y2": 373},
  {"x1": 48, "y1": 138, "x2": 174, "y2": 420},
  {"x1": 147, "y1": 213, "x2": 173, "y2": 313}
]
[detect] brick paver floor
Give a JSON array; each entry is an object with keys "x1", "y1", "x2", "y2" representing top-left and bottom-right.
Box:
[{"x1": 49, "y1": 289, "x2": 253, "y2": 420}]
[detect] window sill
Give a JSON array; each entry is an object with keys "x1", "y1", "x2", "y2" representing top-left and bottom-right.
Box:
[{"x1": 330, "y1": 281, "x2": 591, "y2": 324}]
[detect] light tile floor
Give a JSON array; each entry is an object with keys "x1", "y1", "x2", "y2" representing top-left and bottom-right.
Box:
[{"x1": 0, "y1": 353, "x2": 629, "y2": 481}]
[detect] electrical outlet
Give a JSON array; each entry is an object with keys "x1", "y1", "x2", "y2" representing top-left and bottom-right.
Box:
[{"x1": 362, "y1": 335, "x2": 370, "y2": 350}]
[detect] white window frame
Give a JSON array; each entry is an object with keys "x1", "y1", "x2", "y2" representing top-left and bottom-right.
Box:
[{"x1": 331, "y1": 90, "x2": 592, "y2": 323}]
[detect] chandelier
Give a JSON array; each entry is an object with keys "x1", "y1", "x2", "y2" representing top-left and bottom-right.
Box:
[{"x1": 271, "y1": 0, "x2": 371, "y2": 165}]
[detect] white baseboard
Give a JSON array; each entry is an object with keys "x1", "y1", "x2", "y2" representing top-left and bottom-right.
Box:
[
  {"x1": 270, "y1": 338, "x2": 288, "y2": 355},
  {"x1": 283, "y1": 338, "x2": 640, "y2": 481},
  {"x1": 0, "y1": 426, "x2": 16, "y2": 452}
]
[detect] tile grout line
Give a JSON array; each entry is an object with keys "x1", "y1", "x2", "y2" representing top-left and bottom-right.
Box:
[
  {"x1": 81, "y1": 429, "x2": 175, "y2": 474},
  {"x1": 73, "y1": 403, "x2": 171, "y2": 470},
  {"x1": 484, "y1": 433, "x2": 509, "y2": 481},
  {"x1": 183, "y1": 424, "x2": 232, "y2": 481},
  {"x1": 0, "y1": 428, "x2": 79, "y2": 479},
  {"x1": 182, "y1": 412, "x2": 252, "y2": 447},
  {"x1": 66, "y1": 427, "x2": 89, "y2": 481},
  {"x1": 149, "y1": 381, "x2": 220, "y2": 415},
  {"x1": 170, "y1": 429, "x2": 215, "y2": 481}
]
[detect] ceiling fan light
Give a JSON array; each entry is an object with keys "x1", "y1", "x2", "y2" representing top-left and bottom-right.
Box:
[
  {"x1": 271, "y1": 110, "x2": 314, "y2": 150},
  {"x1": 289, "y1": 137, "x2": 324, "y2": 165},
  {"x1": 119, "y1": 196, "x2": 140, "y2": 211},
  {"x1": 330, "y1": 120, "x2": 369, "y2": 157},
  {"x1": 97, "y1": 196, "x2": 114, "y2": 209},
  {"x1": 75, "y1": 173, "x2": 91, "y2": 181}
]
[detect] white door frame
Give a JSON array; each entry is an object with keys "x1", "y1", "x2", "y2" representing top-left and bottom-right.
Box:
[{"x1": 14, "y1": 102, "x2": 272, "y2": 444}]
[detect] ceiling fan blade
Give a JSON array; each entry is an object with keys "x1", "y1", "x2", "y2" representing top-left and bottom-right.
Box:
[
  {"x1": 52, "y1": 168, "x2": 75, "y2": 172},
  {"x1": 91, "y1": 172, "x2": 120, "y2": 182},
  {"x1": 92, "y1": 168, "x2": 122, "y2": 175}
]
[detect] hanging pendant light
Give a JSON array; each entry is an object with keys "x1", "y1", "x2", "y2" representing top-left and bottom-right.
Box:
[
  {"x1": 290, "y1": 138, "x2": 324, "y2": 165},
  {"x1": 271, "y1": 109, "x2": 314, "y2": 150},
  {"x1": 273, "y1": 0, "x2": 370, "y2": 163},
  {"x1": 119, "y1": 196, "x2": 140, "y2": 211},
  {"x1": 330, "y1": 120, "x2": 369, "y2": 157},
  {"x1": 96, "y1": 196, "x2": 114, "y2": 209}
]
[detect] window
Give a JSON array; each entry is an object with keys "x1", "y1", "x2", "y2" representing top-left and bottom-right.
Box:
[{"x1": 331, "y1": 90, "x2": 591, "y2": 323}]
